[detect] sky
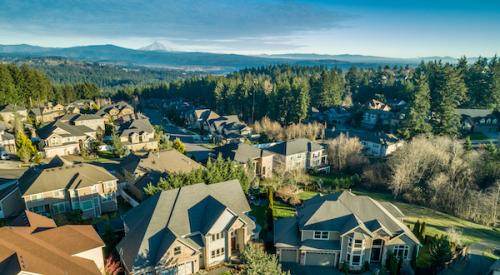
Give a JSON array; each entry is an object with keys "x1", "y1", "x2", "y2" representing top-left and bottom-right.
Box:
[{"x1": 0, "y1": 0, "x2": 499, "y2": 57}]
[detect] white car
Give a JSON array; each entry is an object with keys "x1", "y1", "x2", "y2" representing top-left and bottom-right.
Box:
[{"x1": 0, "y1": 151, "x2": 10, "y2": 160}]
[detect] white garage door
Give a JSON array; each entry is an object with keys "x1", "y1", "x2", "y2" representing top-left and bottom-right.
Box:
[
  {"x1": 305, "y1": 252, "x2": 335, "y2": 266},
  {"x1": 161, "y1": 261, "x2": 193, "y2": 275}
]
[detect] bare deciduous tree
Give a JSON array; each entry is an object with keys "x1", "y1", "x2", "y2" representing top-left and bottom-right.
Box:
[{"x1": 327, "y1": 133, "x2": 367, "y2": 173}]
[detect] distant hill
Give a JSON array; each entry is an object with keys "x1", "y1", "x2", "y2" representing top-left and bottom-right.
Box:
[
  {"x1": 260, "y1": 53, "x2": 463, "y2": 64},
  {"x1": 0, "y1": 44, "x2": 467, "y2": 72}
]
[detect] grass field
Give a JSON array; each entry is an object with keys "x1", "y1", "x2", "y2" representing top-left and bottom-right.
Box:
[{"x1": 352, "y1": 189, "x2": 500, "y2": 246}]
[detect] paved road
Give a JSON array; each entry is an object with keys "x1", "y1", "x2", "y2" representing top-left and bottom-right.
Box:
[{"x1": 440, "y1": 243, "x2": 496, "y2": 275}]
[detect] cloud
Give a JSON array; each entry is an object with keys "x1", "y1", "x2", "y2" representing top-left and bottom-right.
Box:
[{"x1": 0, "y1": 0, "x2": 350, "y2": 42}]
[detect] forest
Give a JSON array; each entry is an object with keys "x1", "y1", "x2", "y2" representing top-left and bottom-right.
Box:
[{"x1": 137, "y1": 57, "x2": 500, "y2": 137}]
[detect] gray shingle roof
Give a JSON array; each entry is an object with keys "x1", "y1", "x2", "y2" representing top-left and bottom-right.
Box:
[
  {"x1": 18, "y1": 157, "x2": 117, "y2": 196},
  {"x1": 0, "y1": 104, "x2": 26, "y2": 113},
  {"x1": 117, "y1": 180, "x2": 254, "y2": 271},
  {"x1": 457, "y1": 108, "x2": 495, "y2": 118},
  {"x1": 265, "y1": 138, "x2": 323, "y2": 156},
  {"x1": 296, "y1": 191, "x2": 419, "y2": 243},
  {"x1": 326, "y1": 129, "x2": 400, "y2": 145},
  {"x1": 214, "y1": 143, "x2": 271, "y2": 164},
  {"x1": 37, "y1": 120, "x2": 89, "y2": 139}
]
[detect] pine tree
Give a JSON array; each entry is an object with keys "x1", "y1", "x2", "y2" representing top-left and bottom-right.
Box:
[
  {"x1": 431, "y1": 64, "x2": 467, "y2": 136},
  {"x1": 400, "y1": 73, "x2": 432, "y2": 138},
  {"x1": 429, "y1": 236, "x2": 453, "y2": 270},
  {"x1": 419, "y1": 221, "x2": 427, "y2": 238},
  {"x1": 412, "y1": 220, "x2": 421, "y2": 239}
]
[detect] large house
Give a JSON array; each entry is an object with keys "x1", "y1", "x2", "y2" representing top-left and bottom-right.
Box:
[
  {"x1": 207, "y1": 115, "x2": 252, "y2": 143},
  {"x1": 187, "y1": 108, "x2": 220, "y2": 130},
  {"x1": 457, "y1": 108, "x2": 499, "y2": 134},
  {"x1": 61, "y1": 113, "x2": 106, "y2": 131},
  {"x1": 327, "y1": 129, "x2": 404, "y2": 157},
  {"x1": 213, "y1": 143, "x2": 273, "y2": 178},
  {"x1": 274, "y1": 191, "x2": 420, "y2": 271},
  {"x1": 16, "y1": 156, "x2": 118, "y2": 219},
  {"x1": 118, "y1": 114, "x2": 158, "y2": 152},
  {"x1": 263, "y1": 138, "x2": 328, "y2": 172},
  {"x1": 97, "y1": 101, "x2": 134, "y2": 121},
  {"x1": 121, "y1": 150, "x2": 204, "y2": 200},
  {"x1": 0, "y1": 169, "x2": 27, "y2": 219},
  {"x1": 0, "y1": 210, "x2": 105, "y2": 274},
  {"x1": 29, "y1": 102, "x2": 66, "y2": 123},
  {"x1": 0, "y1": 104, "x2": 28, "y2": 128},
  {"x1": 37, "y1": 120, "x2": 97, "y2": 158},
  {"x1": 0, "y1": 122, "x2": 16, "y2": 154},
  {"x1": 116, "y1": 180, "x2": 255, "y2": 275},
  {"x1": 361, "y1": 109, "x2": 394, "y2": 129}
]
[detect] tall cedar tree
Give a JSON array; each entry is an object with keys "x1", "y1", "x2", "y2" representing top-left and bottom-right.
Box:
[
  {"x1": 430, "y1": 64, "x2": 467, "y2": 136},
  {"x1": 400, "y1": 73, "x2": 432, "y2": 139}
]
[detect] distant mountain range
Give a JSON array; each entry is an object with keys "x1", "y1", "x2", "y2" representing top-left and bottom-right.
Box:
[{"x1": 0, "y1": 43, "x2": 468, "y2": 72}]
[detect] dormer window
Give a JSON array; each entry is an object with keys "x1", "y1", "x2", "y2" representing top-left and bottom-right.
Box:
[{"x1": 313, "y1": 231, "x2": 328, "y2": 240}]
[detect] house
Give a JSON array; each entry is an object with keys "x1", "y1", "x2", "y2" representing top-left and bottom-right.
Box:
[
  {"x1": 274, "y1": 191, "x2": 420, "y2": 271},
  {"x1": 368, "y1": 99, "x2": 391, "y2": 111},
  {"x1": 0, "y1": 210, "x2": 105, "y2": 274},
  {"x1": 0, "y1": 104, "x2": 28, "y2": 128},
  {"x1": 263, "y1": 138, "x2": 328, "y2": 172},
  {"x1": 61, "y1": 113, "x2": 106, "y2": 132},
  {"x1": 96, "y1": 101, "x2": 134, "y2": 121},
  {"x1": 213, "y1": 143, "x2": 273, "y2": 178},
  {"x1": 118, "y1": 114, "x2": 158, "y2": 152},
  {"x1": 361, "y1": 109, "x2": 394, "y2": 129},
  {"x1": 327, "y1": 129, "x2": 403, "y2": 157},
  {"x1": 17, "y1": 156, "x2": 118, "y2": 219},
  {"x1": 0, "y1": 122, "x2": 16, "y2": 154},
  {"x1": 457, "y1": 109, "x2": 499, "y2": 133},
  {"x1": 187, "y1": 108, "x2": 220, "y2": 130},
  {"x1": 324, "y1": 107, "x2": 352, "y2": 126},
  {"x1": 207, "y1": 115, "x2": 252, "y2": 143},
  {"x1": 121, "y1": 150, "x2": 204, "y2": 200},
  {"x1": 29, "y1": 102, "x2": 66, "y2": 123},
  {"x1": 116, "y1": 180, "x2": 255, "y2": 275},
  {"x1": 0, "y1": 170, "x2": 27, "y2": 219},
  {"x1": 65, "y1": 99, "x2": 96, "y2": 114},
  {"x1": 37, "y1": 119, "x2": 97, "y2": 158}
]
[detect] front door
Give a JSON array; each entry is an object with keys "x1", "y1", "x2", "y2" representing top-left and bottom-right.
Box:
[
  {"x1": 370, "y1": 239, "x2": 385, "y2": 262},
  {"x1": 231, "y1": 231, "x2": 237, "y2": 254}
]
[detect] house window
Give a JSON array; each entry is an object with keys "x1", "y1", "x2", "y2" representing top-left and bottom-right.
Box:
[
  {"x1": 348, "y1": 237, "x2": 352, "y2": 248},
  {"x1": 313, "y1": 231, "x2": 328, "y2": 240},
  {"x1": 393, "y1": 245, "x2": 410, "y2": 259},
  {"x1": 352, "y1": 255, "x2": 361, "y2": 266},
  {"x1": 52, "y1": 202, "x2": 68, "y2": 214},
  {"x1": 211, "y1": 232, "x2": 224, "y2": 241},
  {"x1": 211, "y1": 248, "x2": 225, "y2": 258},
  {"x1": 80, "y1": 200, "x2": 94, "y2": 211},
  {"x1": 354, "y1": 239, "x2": 363, "y2": 248},
  {"x1": 101, "y1": 193, "x2": 114, "y2": 202},
  {"x1": 174, "y1": 246, "x2": 181, "y2": 255}
]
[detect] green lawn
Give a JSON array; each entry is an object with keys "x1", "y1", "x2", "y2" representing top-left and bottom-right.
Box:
[
  {"x1": 352, "y1": 189, "x2": 500, "y2": 246},
  {"x1": 273, "y1": 201, "x2": 296, "y2": 218},
  {"x1": 466, "y1": 132, "x2": 490, "y2": 141}
]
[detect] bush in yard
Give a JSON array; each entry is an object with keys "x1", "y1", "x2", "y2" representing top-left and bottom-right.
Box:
[
  {"x1": 240, "y1": 244, "x2": 288, "y2": 275},
  {"x1": 429, "y1": 236, "x2": 453, "y2": 271}
]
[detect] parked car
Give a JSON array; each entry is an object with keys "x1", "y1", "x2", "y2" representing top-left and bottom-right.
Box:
[{"x1": 0, "y1": 151, "x2": 10, "y2": 160}]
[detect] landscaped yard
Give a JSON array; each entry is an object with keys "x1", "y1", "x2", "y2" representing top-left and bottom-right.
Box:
[{"x1": 352, "y1": 189, "x2": 500, "y2": 246}]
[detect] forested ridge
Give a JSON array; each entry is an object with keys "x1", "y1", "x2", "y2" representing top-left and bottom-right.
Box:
[{"x1": 138, "y1": 57, "x2": 500, "y2": 137}]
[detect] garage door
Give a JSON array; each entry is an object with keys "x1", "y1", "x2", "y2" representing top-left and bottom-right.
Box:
[
  {"x1": 305, "y1": 252, "x2": 335, "y2": 266},
  {"x1": 280, "y1": 249, "x2": 298, "y2": 262},
  {"x1": 161, "y1": 261, "x2": 193, "y2": 275}
]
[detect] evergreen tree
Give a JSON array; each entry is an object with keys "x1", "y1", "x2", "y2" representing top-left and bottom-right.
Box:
[
  {"x1": 429, "y1": 236, "x2": 453, "y2": 271},
  {"x1": 431, "y1": 64, "x2": 467, "y2": 136},
  {"x1": 400, "y1": 73, "x2": 432, "y2": 138},
  {"x1": 412, "y1": 220, "x2": 421, "y2": 239}
]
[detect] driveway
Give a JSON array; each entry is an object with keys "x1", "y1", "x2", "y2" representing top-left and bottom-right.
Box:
[
  {"x1": 281, "y1": 263, "x2": 342, "y2": 275},
  {"x1": 440, "y1": 243, "x2": 496, "y2": 275}
]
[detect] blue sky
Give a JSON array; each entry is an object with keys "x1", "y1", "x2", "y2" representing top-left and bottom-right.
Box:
[{"x1": 0, "y1": 0, "x2": 499, "y2": 57}]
